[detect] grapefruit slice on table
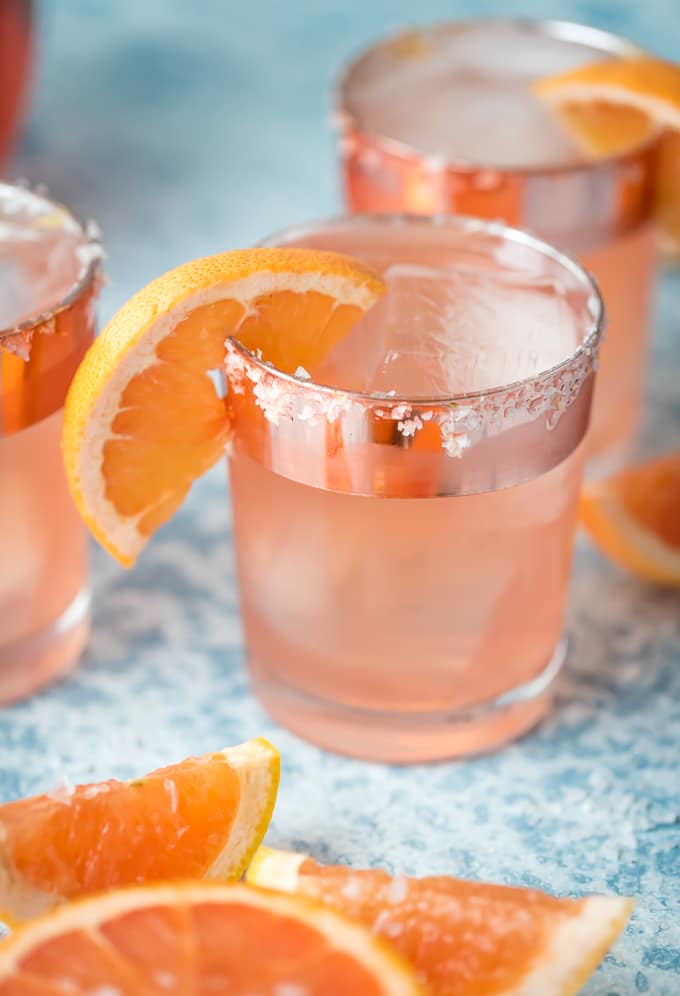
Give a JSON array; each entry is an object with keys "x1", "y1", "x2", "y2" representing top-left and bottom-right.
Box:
[
  {"x1": 247, "y1": 847, "x2": 633, "y2": 996},
  {"x1": 534, "y1": 57, "x2": 680, "y2": 256},
  {"x1": 581, "y1": 450, "x2": 680, "y2": 584},
  {"x1": 0, "y1": 738, "x2": 279, "y2": 925},
  {"x1": 62, "y1": 248, "x2": 385, "y2": 566},
  {"x1": 0, "y1": 881, "x2": 425, "y2": 995}
]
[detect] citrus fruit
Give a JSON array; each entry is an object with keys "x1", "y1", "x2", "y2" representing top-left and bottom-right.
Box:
[
  {"x1": 247, "y1": 847, "x2": 633, "y2": 996},
  {"x1": 62, "y1": 249, "x2": 385, "y2": 565},
  {"x1": 581, "y1": 450, "x2": 680, "y2": 584},
  {"x1": 0, "y1": 881, "x2": 425, "y2": 995},
  {"x1": 0, "y1": 738, "x2": 279, "y2": 925},
  {"x1": 534, "y1": 57, "x2": 680, "y2": 256}
]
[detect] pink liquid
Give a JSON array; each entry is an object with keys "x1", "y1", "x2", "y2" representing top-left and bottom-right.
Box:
[
  {"x1": 228, "y1": 217, "x2": 600, "y2": 761},
  {"x1": 231, "y1": 443, "x2": 584, "y2": 761},
  {"x1": 0, "y1": 409, "x2": 89, "y2": 702}
]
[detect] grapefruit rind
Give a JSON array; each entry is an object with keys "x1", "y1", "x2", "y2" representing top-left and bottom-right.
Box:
[
  {"x1": 510, "y1": 894, "x2": 635, "y2": 996},
  {"x1": 246, "y1": 844, "x2": 306, "y2": 891},
  {"x1": 206, "y1": 738, "x2": 280, "y2": 881}
]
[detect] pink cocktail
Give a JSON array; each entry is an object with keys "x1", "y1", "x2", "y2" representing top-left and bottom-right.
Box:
[
  {"x1": 0, "y1": 183, "x2": 101, "y2": 703},
  {"x1": 337, "y1": 20, "x2": 658, "y2": 466},
  {"x1": 225, "y1": 215, "x2": 604, "y2": 762}
]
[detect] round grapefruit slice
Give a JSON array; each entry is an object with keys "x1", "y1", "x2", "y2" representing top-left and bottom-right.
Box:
[
  {"x1": 533, "y1": 57, "x2": 680, "y2": 256},
  {"x1": 581, "y1": 450, "x2": 680, "y2": 584},
  {"x1": 0, "y1": 881, "x2": 425, "y2": 995},
  {"x1": 247, "y1": 847, "x2": 633, "y2": 996},
  {"x1": 0, "y1": 738, "x2": 279, "y2": 925},
  {"x1": 62, "y1": 249, "x2": 385, "y2": 565}
]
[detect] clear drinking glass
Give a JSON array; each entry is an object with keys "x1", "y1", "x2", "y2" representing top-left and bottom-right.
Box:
[
  {"x1": 0, "y1": 182, "x2": 102, "y2": 703},
  {"x1": 336, "y1": 20, "x2": 658, "y2": 467},
  {"x1": 225, "y1": 215, "x2": 604, "y2": 762}
]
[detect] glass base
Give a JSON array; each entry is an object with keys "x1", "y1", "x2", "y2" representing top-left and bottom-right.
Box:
[
  {"x1": 251, "y1": 639, "x2": 565, "y2": 763},
  {"x1": 0, "y1": 588, "x2": 91, "y2": 705}
]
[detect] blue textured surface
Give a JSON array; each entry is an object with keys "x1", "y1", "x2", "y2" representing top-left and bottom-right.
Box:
[{"x1": 2, "y1": 2, "x2": 680, "y2": 993}]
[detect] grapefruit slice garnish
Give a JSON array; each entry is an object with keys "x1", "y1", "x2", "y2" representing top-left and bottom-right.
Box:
[
  {"x1": 247, "y1": 847, "x2": 633, "y2": 996},
  {"x1": 581, "y1": 450, "x2": 680, "y2": 584},
  {"x1": 533, "y1": 57, "x2": 680, "y2": 256},
  {"x1": 0, "y1": 738, "x2": 279, "y2": 925},
  {"x1": 0, "y1": 881, "x2": 425, "y2": 995},
  {"x1": 62, "y1": 249, "x2": 385, "y2": 565}
]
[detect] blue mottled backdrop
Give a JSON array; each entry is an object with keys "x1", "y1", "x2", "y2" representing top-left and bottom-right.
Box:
[{"x1": 2, "y1": 1, "x2": 679, "y2": 993}]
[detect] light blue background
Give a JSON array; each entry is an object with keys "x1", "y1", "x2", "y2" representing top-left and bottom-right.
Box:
[{"x1": 2, "y1": 2, "x2": 679, "y2": 993}]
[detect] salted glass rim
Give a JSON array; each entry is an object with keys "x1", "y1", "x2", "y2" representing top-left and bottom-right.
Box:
[
  {"x1": 0, "y1": 181, "x2": 102, "y2": 342},
  {"x1": 229, "y1": 211, "x2": 605, "y2": 408},
  {"x1": 335, "y1": 17, "x2": 659, "y2": 177}
]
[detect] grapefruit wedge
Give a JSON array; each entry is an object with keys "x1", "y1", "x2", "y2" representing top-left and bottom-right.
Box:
[
  {"x1": 534, "y1": 57, "x2": 680, "y2": 256},
  {"x1": 247, "y1": 847, "x2": 633, "y2": 996},
  {"x1": 0, "y1": 738, "x2": 279, "y2": 924},
  {"x1": 62, "y1": 249, "x2": 385, "y2": 565}
]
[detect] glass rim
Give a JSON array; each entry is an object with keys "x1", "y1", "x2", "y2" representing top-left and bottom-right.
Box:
[
  {"x1": 0, "y1": 180, "x2": 103, "y2": 343},
  {"x1": 238, "y1": 211, "x2": 605, "y2": 407},
  {"x1": 335, "y1": 17, "x2": 659, "y2": 177}
]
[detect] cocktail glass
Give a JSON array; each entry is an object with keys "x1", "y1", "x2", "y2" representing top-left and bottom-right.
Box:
[
  {"x1": 225, "y1": 214, "x2": 604, "y2": 762},
  {"x1": 336, "y1": 20, "x2": 658, "y2": 467},
  {"x1": 0, "y1": 182, "x2": 102, "y2": 703}
]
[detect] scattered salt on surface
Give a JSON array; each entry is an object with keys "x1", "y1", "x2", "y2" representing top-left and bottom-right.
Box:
[
  {"x1": 386, "y1": 875, "x2": 409, "y2": 905},
  {"x1": 340, "y1": 876, "x2": 363, "y2": 902},
  {"x1": 419, "y1": 921, "x2": 443, "y2": 945},
  {"x1": 644, "y1": 803, "x2": 679, "y2": 828},
  {"x1": 373, "y1": 910, "x2": 404, "y2": 939},
  {"x1": 81, "y1": 784, "x2": 109, "y2": 800},
  {"x1": 164, "y1": 778, "x2": 179, "y2": 814},
  {"x1": 294, "y1": 366, "x2": 311, "y2": 380},
  {"x1": 152, "y1": 970, "x2": 177, "y2": 990},
  {"x1": 46, "y1": 776, "x2": 74, "y2": 804}
]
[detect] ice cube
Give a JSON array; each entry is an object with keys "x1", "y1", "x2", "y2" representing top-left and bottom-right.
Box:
[
  {"x1": 348, "y1": 24, "x2": 604, "y2": 167},
  {"x1": 365, "y1": 262, "x2": 578, "y2": 397},
  {"x1": 310, "y1": 305, "x2": 391, "y2": 393},
  {"x1": 0, "y1": 186, "x2": 93, "y2": 332}
]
